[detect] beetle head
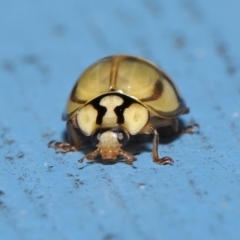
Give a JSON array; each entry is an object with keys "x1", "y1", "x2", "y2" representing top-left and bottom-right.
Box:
[{"x1": 91, "y1": 128, "x2": 129, "y2": 159}]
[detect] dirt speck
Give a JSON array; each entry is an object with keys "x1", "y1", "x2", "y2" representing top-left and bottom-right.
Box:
[
  {"x1": 52, "y1": 24, "x2": 66, "y2": 37},
  {"x1": 5, "y1": 156, "x2": 13, "y2": 161},
  {"x1": 4, "y1": 139, "x2": 15, "y2": 145},
  {"x1": 2, "y1": 60, "x2": 15, "y2": 72},
  {"x1": 0, "y1": 200, "x2": 7, "y2": 211},
  {"x1": 42, "y1": 132, "x2": 55, "y2": 139},
  {"x1": 24, "y1": 189, "x2": 33, "y2": 196},
  {"x1": 22, "y1": 55, "x2": 39, "y2": 65},
  {"x1": 189, "y1": 179, "x2": 194, "y2": 185},
  {"x1": 47, "y1": 166, "x2": 54, "y2": 172},
  {"x1": 17, "y1": 152, "x2": 25, "y2": 159},
  {"x1": 216, "y1": 43, "x2": 236, "y2": 76},
  {"x1": 104, "y1": 234, "x2": 116, "y2": 240},
  {"x1": 174, "y1": 36, "x2": 186, "y2": 49},
  {"x1": 21, "y1": 54, "x2": 50, "y2": 79},
  {"x1": 182, "y1": 0, "x2": 202, "y2": 21},
  {"x1": 141, "y1": 0, "x2": 161, "y2": 16},
  {"x1": 74, "y1": 178, "x2": 84, "y2": 188}
]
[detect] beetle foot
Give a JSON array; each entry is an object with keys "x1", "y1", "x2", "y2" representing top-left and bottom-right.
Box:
[
  {"x1": 153, "y1": 156, "x2": 174, "y2": 165},
  {"x1": 119, "y1": 150, "x2": 136, "y2": 165},
  {"x1": 48, "y1": 140, "x2": 77, "y2": 153},
  {"x1": 180, "y1": 123, "x2": 200, "y2": 134}
]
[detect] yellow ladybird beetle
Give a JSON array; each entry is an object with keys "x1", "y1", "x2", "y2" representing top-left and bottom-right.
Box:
[{"x1": 49, "y1": 55, "x2": 190, "y2": 165}]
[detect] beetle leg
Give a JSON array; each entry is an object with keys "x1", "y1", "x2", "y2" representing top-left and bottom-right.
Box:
[
  {"x1": 170, "y1": 119, "x2": 200, "y2": 134},
  {"x1": 171, "y1": 118, "x2": 179, "y2": 132},
  {"x1": 78, "y1": 148, "x2": 100, "y2": 163},
  {"x1": 48, "y1": 118, "x2": 81, "y2": 153},
  {"x1": 179, "y1": 123, "x2": 200, "y2": 134},
  {"x1": 66, "y1": 118, "x2": 82, "y2": 149},
  {"x1": 79, "y1": 148, "x2": 136, "y2": 165},
  {"x1": 48, "y1": 140, "x2": 77, "y2": 152},
  {"x1": 152, "y1": 128, "x2": 174, "y2": 165},
  {"x1": 137, "y1": 123, "x2": 174, "y2": 164},
  {"x1": 119, "y1": 149, "x2": 136, "y2": 164}
]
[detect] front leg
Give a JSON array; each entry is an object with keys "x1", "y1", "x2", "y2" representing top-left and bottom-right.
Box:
[
  {"x1": 48, "y1": 118, "x2": 81, "y2": 153},
  {"x1": 78, "y1": 148, "x2": 100, "y2": 163},
  {"x1": 119, "y1": 149, "x2": 136, "y2": 165},
  {"x1": 138, "y1": 122, "x2": 174, "y2": 164},
  {"x1": 152, "y1": 128, "x2": 174, "y2": 165}
]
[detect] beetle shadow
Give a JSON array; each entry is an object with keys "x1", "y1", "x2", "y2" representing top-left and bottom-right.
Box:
[
  {"x1": 60, "y1": 118, "x2": 198, "y2": 165},
  {"x1": 78, "y1": 158, "x2": 138, "y2": 169},
  {"x1": 124, "y1": 118, "x2": 194, "y2": 155}
]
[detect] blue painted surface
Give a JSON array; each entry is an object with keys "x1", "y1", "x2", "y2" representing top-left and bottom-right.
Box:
[{"x1": 0, "y1": 1, "x2": 240, "y2": 240}]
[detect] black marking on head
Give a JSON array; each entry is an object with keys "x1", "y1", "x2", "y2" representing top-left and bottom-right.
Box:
[
  {"x1": 90, "y1": 98, "x2": 107, "y2": 125},
  {"x1": 96, "y1": 106, "x2": 107, "y2": 124},
  {"x1": 88, "y1": 93, "x2": 138, "y2": 125},
  {"x1": 114, "y1": 97, "x2": 133, "y2": 124}
]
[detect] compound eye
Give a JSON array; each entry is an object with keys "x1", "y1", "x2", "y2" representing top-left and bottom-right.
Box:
[
  {"x1": 91, "y1": 130, "x2": 102, "y2": 146},
  {"x1": 116, "y1": 130, "x2": 129, "y2": 146}
]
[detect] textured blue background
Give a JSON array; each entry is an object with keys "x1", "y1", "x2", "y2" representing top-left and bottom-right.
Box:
[{"x1": 0, "y1": 1, "x2": 240, "y2": 240}]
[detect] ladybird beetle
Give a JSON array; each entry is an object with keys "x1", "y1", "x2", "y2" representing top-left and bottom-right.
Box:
[{"x1": 49, "y1": 55, "x2": 190, "y2": 165}]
